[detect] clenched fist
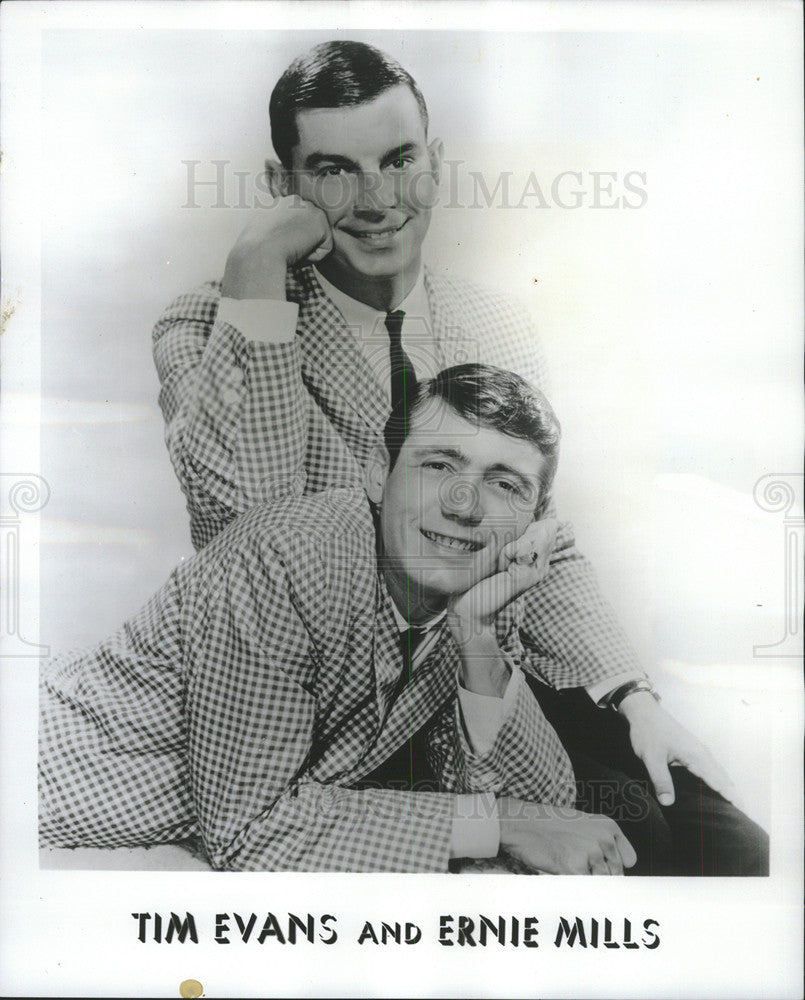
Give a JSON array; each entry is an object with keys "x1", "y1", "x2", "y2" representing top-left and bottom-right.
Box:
[{"x1": 222, "y1": 196, "x2": 333, "y2": 300}]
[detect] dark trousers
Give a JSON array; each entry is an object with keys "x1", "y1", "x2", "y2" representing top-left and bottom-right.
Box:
[
  {"x1": 361, "y1": 679, "x2": 769, "y2": 876},
  {"x1": 524, "y1": 676, "x2": 769, "y2": 876}
]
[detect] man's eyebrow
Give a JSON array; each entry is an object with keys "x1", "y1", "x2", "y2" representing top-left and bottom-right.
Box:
[
  {"x1": 303, "y1": 152, "x2": 360, "y2": 170},
  {"x1": 303, "y1": 141, "x2": 421, "y2": 172},
  {"x1": 410, "y1": 446, "x2": 468, "y2": 464},
  {"x1": 379, "y1": 140, "x2": 420, "y2": 164},
  {"x1": 486, "y1": 463, "x2": 539, "y2": 490}
]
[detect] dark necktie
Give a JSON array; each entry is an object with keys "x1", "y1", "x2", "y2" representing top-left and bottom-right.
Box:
[
  {"x1": 356, "y1": 624, "x2": 437, "y2": 792},
  {"x1": 385, "y1": 310, "x2": 417, "y2": 409},
  {"x1": 393, "y1": 625, "x2": 427, "y2": 702}
]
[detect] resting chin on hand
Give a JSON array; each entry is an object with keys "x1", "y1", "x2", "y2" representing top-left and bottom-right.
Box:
[
  {"x1": 447, "y1": 519, "x2": 557, "y2": 698},
  {"x1": 221, "y1": 194, "x2": 333, "y2": 301},
  {"x1": 446, "y1": 518, "x2": 636, "y2": 876}
]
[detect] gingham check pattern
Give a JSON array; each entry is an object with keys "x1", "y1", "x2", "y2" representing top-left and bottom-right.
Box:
[
  {"x1": 40, "y1": 490, "x2": 575, "y2": 871},
  {"x1": 152, "y1": 263, "x2": 642, "y2": 689}
]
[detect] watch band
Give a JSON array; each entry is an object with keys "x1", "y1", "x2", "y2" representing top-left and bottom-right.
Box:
[{"x1": 608, "y1": 678, "x2": 660, "y2": 711}]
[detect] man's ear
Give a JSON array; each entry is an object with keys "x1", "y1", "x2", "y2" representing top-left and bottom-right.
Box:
[
  {"x1": 427, "y1": 138, "x2": 444, "y2": 185},
  {"x1": 264, "y1": 158, "x2": 293, "y2": 198},
  {"x1": 365, "y1": 443, "x2": 390, "y2": 505}
]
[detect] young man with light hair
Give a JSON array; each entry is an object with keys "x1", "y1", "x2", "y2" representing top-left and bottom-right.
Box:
[{"x1": 40, "y1": 365, "x2": 767, "y2": 874}]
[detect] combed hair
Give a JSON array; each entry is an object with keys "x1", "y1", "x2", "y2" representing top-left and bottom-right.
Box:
[
  {"x1": 383, "y1": 363, "x2": 561, "y2": 518},
  {"x1": 270, "y1": 40, "x2": 429, "y2": 167}
]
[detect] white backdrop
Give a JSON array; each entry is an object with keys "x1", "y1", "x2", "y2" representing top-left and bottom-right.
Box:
[{"x1": 2, "y1": 3, "x2": 802, "y2": 998}]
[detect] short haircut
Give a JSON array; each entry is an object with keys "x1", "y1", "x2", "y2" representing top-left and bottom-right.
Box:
[
  {"x1": 383, "y1": 363, "x2": 561, "y2": 518},
  {"x1": 270, "y1": 40, "x2": 429, "y2": 168}
]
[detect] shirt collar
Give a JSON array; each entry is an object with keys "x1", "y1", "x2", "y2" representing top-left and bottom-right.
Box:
[
  {"x1": 388, "y1": 598, "x2": 446, "y2": 635},
  {"x1": 313, "y1": 265, "x2": 430, "y2": 334}
]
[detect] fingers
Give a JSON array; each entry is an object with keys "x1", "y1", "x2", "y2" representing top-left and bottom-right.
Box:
[
  {"x1": 595, "y1": 820, "x2": 634, "y2": 874},
  {"x1": 532, "y1": 546, "x2": 551, "y2": 578},
  {"x1": 279, "y1": 196, "x2": 333, "y2": 262},
  {"x1": 580, "y1": 818, "x2": 633, "y2": 875},
  {"x1": 501, "y1": 806, "x2": 636, "y2": 876},
  {"x1": 495, "y1": 536, "x2": 519, "y2": 572},
  {"x1": 527, "y1": 525, "x2": 555, "y2": 578},
  {"x1": 534, "y1": 519, "x2": 558, "y2": 569},
  {"x1": 588, "y1": 852, "x2": 615, "y2": 875},
  {"x1": 589, "y1": 848, "x2": 624, "y2": 876},
  {"x1": 306, "y1": 227, "x2": 334, "y2": 262},
  {"x1": 613, "y1": 827, "x2": 637, "y2": 869},
  {"x1": 643, "y1": 751, "x2": 675, "y2": 806},
  {"x1": 628, "y1": 704, "x2": 739, "y2": 808},
  {"x1": 494, "y1": 535, "x2": 539, "y2": 596},
  {"x1": 496, "y1": 523, "x2": 555, "y2": 581}
]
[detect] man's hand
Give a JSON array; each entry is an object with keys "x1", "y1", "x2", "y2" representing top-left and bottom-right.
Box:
[
  {"x1": 222, "y1": 196, "x2": 334, "y2": 300},
  {"x1": 447, "y1": 519, "x2": 558, "y2": 641},
  {"x1": 618, "y1": 691, "x2": 737, "y2": 807},
  {"x1": 498, "y1": 798, "x2": 637, "y2": 875},
  {"x1": 447, "y1": 519, "x2": 557, "y2": 698}
]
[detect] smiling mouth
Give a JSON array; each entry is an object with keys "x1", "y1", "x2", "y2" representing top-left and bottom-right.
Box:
[
  {"x1": 343, "y1": 221, "x2": 408, "y2": 241},
  {"x1": 421, "y1": 528, "x2": 485, "y2": 553}
]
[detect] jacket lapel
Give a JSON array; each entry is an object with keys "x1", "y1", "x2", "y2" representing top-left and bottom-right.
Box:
[
  {"x1": 371, "y1": 587, "x2": 406, "y2": 718},
  {"x1": 288, "y1": 266, "x2": 390, "y2": 440},
  {"x1": 424, "y1": 268, "x2": 479, "y2": 372},
  {"x1": 359, "y1": 617, "x2": 458, "y2": 778},
  {"x1": 290, "y1": 265, "x2": 478, "y2": 444}
]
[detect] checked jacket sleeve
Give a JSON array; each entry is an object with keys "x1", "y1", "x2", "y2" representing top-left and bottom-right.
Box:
[
  {"x1": 423, "y1": 624, "x2": 577, "y2": 809},
  {"x1": 517, "y1": 508, "x2": 645, "y2": 690},
  {"x1": 184, "y1": 529, "x2": 455, "y2": 872},
  {"x1": 153, "y1": 281, "x2": 313, "y2": 550}
]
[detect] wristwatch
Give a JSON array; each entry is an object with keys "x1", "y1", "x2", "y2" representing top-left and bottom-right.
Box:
[{"x1": 608, "y1": 678, "x2": 660, "y2": 711}]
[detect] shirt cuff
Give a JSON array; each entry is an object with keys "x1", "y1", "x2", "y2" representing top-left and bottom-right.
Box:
[
  {"x1": 218, "y1": 297, "x2": 299, "y2": 344},
  {"x1": 457, "y1": 661, "x2": 522, "y2": 756},
  {"x1": 586, "y1": 670, "x2": 646, "y2": 707},
  {"x1": 450, "y1": 792, "x2": 500, "y2": 859}
]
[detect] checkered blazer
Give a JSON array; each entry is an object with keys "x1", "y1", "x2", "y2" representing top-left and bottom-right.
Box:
[
  {"x1": 153, "y1": 264, "x2": 642, "y2": 688},
  {"x1": 40, "y1": 489, "x2": 576, "y2": 872}
]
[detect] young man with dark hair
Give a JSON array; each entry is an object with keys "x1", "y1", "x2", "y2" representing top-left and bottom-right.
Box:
[
  {"x1": 153, "y1": 39, "x2": 739, "y2": 824},
  {"x1": 381, "y1": 363, "x2": 560, "y2": 519},
  {"x1": 40, "y1": 365, "x2": 767, "y2": 874},
  {"x1": 269, "y1": 39, "x2": 430, "y2": 171}
]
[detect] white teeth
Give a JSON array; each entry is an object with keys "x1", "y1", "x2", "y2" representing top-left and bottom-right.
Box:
[
  {"x1": 422, "y1": 529, "x2": 481, "y2": 552},
  {"x1": 353, "y1": 229, "x2": 398, "y2": 240}
]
